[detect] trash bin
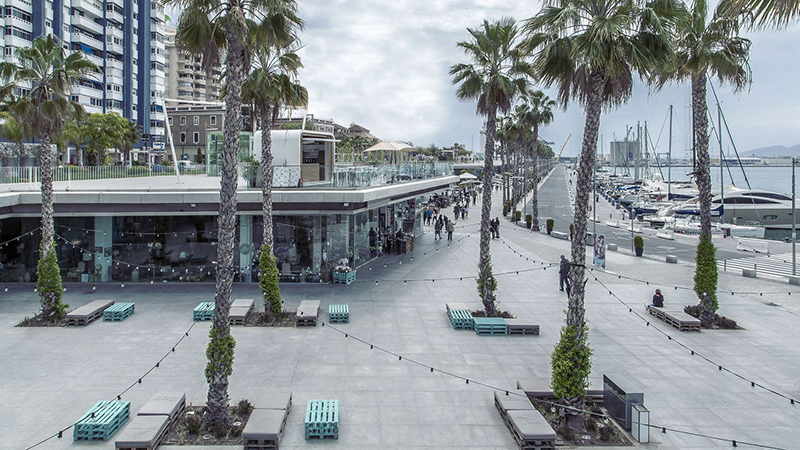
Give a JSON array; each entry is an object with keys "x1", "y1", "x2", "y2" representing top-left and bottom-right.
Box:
[
  {"x1": 631, "y1": 403, "x2": 650, "y2": 443},
  {"x1": 603, "y1": 374, "x2": 644, "y2": 431}
]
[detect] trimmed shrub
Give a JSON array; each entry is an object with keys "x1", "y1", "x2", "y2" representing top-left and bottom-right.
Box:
[
  {"x1": 37, "y1": 243, "x2": 67, "y2": 322},
  {"x1": 551, "y1": 324, "x2": 592, "y2": 400},
  {"x1": 694, "y1": 235, "x2": 719, "y2": 325},
  {"x1": 546, "y1": 218, "x2": 554, "y2": 233},
  {"x1": 633, "y1": 235, "x2": 644, "y2": 249},
  {"x1": 259, "y1": 244, "x2": 282, "y2": 318},
  {"x1": 683, "y1": 304, "x2": 737, "y2": 329},
  {"x1": 525, "y1": 214, "x2": 532, "y2": 226},
  {"x1": 514, "y1": 210, "x2": 522, "y2": 222}
]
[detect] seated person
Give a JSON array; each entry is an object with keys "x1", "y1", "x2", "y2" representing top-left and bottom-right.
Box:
[{"x1": 647, "y1": 288, "x2": 664, "y2": 309}]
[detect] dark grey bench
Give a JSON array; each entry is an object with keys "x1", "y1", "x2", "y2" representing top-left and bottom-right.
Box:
[
  {"x1": 445, "y1": 301, "x2": 469, "y2": 313},
  {"x1": 116, "y1": 392, "x2": 185, "y2": 450},
  {"x1": 66, "y1": 299, "x2": 115, "y2": 326},
  {"x1": 255, "y1": 390, "x2": 292, "y2": 411},
  {"x1": 494, "y1": 390, "x2": 535, "y2": 424},
  {"x1": 296, "y1": 300, "x2": 320, "y2": 327},
  {"x1": 230, "y1": 298, "x2": 255, "y2": 325},
  {"x1": 648, "y1": 306, "x2": 701, "y2": 331},
  {"x1": 243, "y1": 409, "x2": 289, "y2": 450},
  {"x1": 114, "y1": 415, "x2": 169, "y2": 450},
  {"x1": 507, "y1": 409, "x2": 556, "y2": 450},
  {"x1": 505, "y1": 319, "x2": 540, "y2": 335}
]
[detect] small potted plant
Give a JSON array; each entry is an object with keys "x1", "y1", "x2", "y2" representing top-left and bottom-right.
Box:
[
  {"x1": 332, "y1": 258, "x2": 356, "y2": 284},
  {"x1": 546, "y1": 218, "x2": 554, "y2": 235},
  {"x1": 634, "y1": 235, "x2": 644, "y2": 257},
  {"x1": 514, "y1": 210, "x2": 521, "y2": 223},
  {"x1": 525, "y1": 214, "x2": 532, "y2": 229},
  {"x1": 503, "y1": 200, "x2": 511, "y2": 217}
]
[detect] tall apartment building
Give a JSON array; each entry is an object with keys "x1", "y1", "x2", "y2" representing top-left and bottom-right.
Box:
[
  {"x1": 0, "y1": 0, "x2": 166, "y2": 152},
  {"x1": 164, "y1": 25, "x2": 221, "y2": 105}
]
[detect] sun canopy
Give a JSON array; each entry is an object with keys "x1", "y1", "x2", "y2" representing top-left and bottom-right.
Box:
[
  {"x1": 364, "y1": 141, "x2": 415, "y2": 152},
  {"x1": 459, "y1": 172, "x2": 478, "y2": 180}
]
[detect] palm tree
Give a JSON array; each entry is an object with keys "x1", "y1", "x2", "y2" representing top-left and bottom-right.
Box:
[
  {"x1": 451, "y1": 18, "x2": 534, "y2": 316},
  {"x1": 514, "y1": 90, "x2": 555, "y2": 231},
  {"x1": 168, "y1": 0, "x2": 302, "y2": 430},
  {"x1": 720, "y1": 0, "x2": 800, "y2": 28},
  {"x1": 0, "y1": 35, "x2": 95, "y2": 320},
  {"x1": 242, "y1": 36, "x2": 307, "y2": 251},
  {"x1": 655, "y1": 0, "x2": 751, "y2": 325},
  {"x1": 0, "y1": 112, "x2": 31, "y2": 166},
  {"x1": 524, "y1": 0, "x2": 681, "y2": 428}
]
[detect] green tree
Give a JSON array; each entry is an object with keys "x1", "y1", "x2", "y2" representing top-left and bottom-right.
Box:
[
  {"x1": 524, "y1": 0, "x2": 681, "y2": 428},
  {"x1": 168, "y1": 0, "x2": 302, "y2": 430},
  {"x1": 451, "y1": 17, "x2": 534, "y2": 316},
  {"x1": 0, "y1": 35, "x2": 95, "y2": 321},
  {"x1": 0, "y1": 113, "x2": 32, "y2": 166},
  {"x1": 654, "y1": 0, "x2": 751, "y2": 324},
  {"x1": 720, "y1": 0, "x2": 800, "y2": 28},
  {"x1": 259, "y1": 246, "x2": 282, "y2": 317},
  {"x1": 515, "y1": 90, "x2": 555, "y2": 231},
  {"x1": 79, "y1": 113, "x2": 138, "y2": 166}
]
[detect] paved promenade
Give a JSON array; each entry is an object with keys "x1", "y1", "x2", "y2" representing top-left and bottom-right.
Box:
[{"x1": 1, "y1": 166, "x2": 799, "y2": 449}]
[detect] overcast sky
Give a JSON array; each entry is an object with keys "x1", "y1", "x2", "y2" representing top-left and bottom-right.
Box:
[{"x1": 287, "y1": 0, "x2": 800, "y2": 157}]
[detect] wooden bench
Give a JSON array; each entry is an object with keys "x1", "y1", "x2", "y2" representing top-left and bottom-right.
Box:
[
  {"x1": 296, "y1": 300, "x2": 320, "y2": 327},
  {"x1": 449, "y1": 309, "x2": 474, "y2": 330},
  {"x1": 648, "y1": 306, "x2": 701, "y2": 331},
  {"x1": 103, "y1": 302, "x2": 135, "y2": 322},
  {"x1": 505, "y1": 319, "x2": 540, "y2": 335},
  {"x1": 473, "y1": 317, "x2": 508, "y2": 335},
  {"x1": 116, "y1": 392, "x2": 185, "y2": 450},
  {"x1": 192, "y1": 302, "x2": 215, "y2": 321},
  {"x1": 494, "y1": 390, "x2": 535, "y2": 425},
  {"x1": 67, "y1": 299, "x2": 115, "y2": 326},
  {"x1": 506, "y1": 409, "x2": 556, "y2": 450},
  {"x1": 230, "y1": 298, "x2": 255, "y2": 325},
  {"x1": 244, "y1": 391, "x2": 293, "y2": 450},
  {"x1": 305, "y1": 399, "x2": 339, "y2": 440},
  {"x1": 328, "y1": 304, "x2": 349, "y2": 323},
  {"x1": 75, "y1": 400, "x2": 130, "y2": 441}
]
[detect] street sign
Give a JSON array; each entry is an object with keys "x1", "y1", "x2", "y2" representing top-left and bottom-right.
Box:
[{"x1": 152, "y1": 142, "x2": 165, "y2": 150}]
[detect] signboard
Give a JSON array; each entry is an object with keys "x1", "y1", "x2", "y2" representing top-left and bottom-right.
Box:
[
  {"x1": 152, "y1": 142, "x2": 165, "y2": 150},
  {"x1": 593, "y1": 234, "x2": 606, "y2": 269}
]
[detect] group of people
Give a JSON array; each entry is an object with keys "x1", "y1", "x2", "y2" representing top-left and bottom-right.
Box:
[
  {"x1": 434, "y1": 215, "x2": 455, "y2": 241},
  {"x1": 453, "y1": 203, "x2": 469, "y2": 221}
]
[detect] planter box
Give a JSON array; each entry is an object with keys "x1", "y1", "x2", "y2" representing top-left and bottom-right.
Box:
[{"x1": 333, "y1": 270, "x2": 356, "y2": 285}]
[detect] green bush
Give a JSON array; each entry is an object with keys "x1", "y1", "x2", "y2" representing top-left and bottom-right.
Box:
[
  {"x1": 514, "y1": 210, "x2": 522, "y2": 222},
  {"x1": 205, "y1": 327, "x2": 236, "y2": 383},
  {"x1": 37, "y1": 243, "x2": 67, "y2": 322},
  {"x1": 525, "y1": 214, "x2": 532, "y2": 224},
  {"x1": 633, "y1": 235, "x2": 644, "y2": 249},
  {"x1": 546, "y1": 218, "x2": 554, "y2": 231},
  {"x1": 694, "y1": 235, "x2": 718, "y2": 324},
  {"x1": 259, "y1": 245, "x2": 282, "y2": 318},
  {"x1": 551, "y1": 324, "x2": 592, "y2": 400}
]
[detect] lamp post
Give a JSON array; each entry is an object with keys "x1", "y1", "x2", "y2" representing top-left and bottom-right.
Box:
[{"x1": 793, "y1": 156, "x2": 796, "y2": 275}]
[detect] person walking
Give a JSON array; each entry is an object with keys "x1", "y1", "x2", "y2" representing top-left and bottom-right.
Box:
[
  {"x1": 493, "y1": 217, "x2": 500, "y2": 238},
  {"x1": 559, "y1": 255, "x2": 570, "y2": 292},
  {"x1": 453, "y1": 204, "x2": 460, "y2": 222},
  {"x1": 446, "y1": 217, "x2": 455, "y2": 241},
  {"x1": 434, "y1": 217, "x2": 443, "y2": 240},
  {"x1": 490, "y1": 218, "x2": 498, "y2": 239}
]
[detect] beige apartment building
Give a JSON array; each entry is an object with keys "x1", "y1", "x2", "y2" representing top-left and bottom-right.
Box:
[{"x1": 164, "y1": 25, "x2": 222, "y2": 105}]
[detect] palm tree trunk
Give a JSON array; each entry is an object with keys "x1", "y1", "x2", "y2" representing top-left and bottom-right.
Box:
[
  {"x1": 564, "y1": 71, "x2": 604, "y2": 428},
  {"x1": 260, "y1": 107, "x2": 275, "y2": 249},
  {"x1": 532, "y1": 124, "x2": 540, "y2": 231},
  {"x1": 692, "y1": 73, "x2": 712, "y2": 238},
  {"x1": 205, "y1": 23, "x2": 244, "y2": 431},
  {"x1": 38, "y1": 133, "x2": 58, "y2": 318},
  {"x1": 501, "y1": 144, "x2": 508, "y2": 206},
  {"x1": 478, "y1": 107, "x2": 498, "y2": 316}
]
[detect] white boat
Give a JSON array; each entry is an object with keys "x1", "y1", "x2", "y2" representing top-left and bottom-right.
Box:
[{"x1": 713, "y1": 188, "x2": 798, "y2": 230}]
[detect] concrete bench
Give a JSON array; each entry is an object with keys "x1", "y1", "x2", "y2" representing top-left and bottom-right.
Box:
[
  {"x1": 657, "y1": 231, "x2": 675, "y2": 240},
  {"x1": 605, "y1": 220, "x2": 620, "y2": 228},
  {"x1": 67, "y1": 299, "x2": 115, "y2": 326},
  {"x1": 665, "y1": 255, "x2": 678, "y2": 264},
  {"x1": 505, "y1": 319, "x2": 540, "y2": 335},
  {"x1": 103, "y1": 302, "x2": 135, "y2": 322},
  {"x1": 742, "y1": 268, "x2": 757, "y2": 278},
  {"x1": 506, "y1": 409, "x2": 556, "y2": 450},
  {"x1": 494, "y1": 390, "x2": 535, "y2": 425},
  {"x1": 244, "y1": 409, "x2": 290, "y2": 449},
  {"x1": 296, "y1": 300, "x2": 320, "y2": 327},
  {"x1": 328, "y1": 304, "x2": 349, "y2": 323},
  {"x1": 607, "y1": 243, "x2": 618, "y2": 251},
  {"x1": 230, "y1": 298, "x2": 255, "y2": 325},
  {"x1": 789, "y1": 276, "x2": 800, "y2": 286},
  {"x1": 550, "y1": 231, "x2": 569, "y2": 240},
  {"x1": 114, "y1": 415, "x2": 168, "y2": 450},
  {"x1": 137, "y1": 392, "x2": 186, "y2": 422},
  {"x1": 445, "y1": 301, "x2": 469, "y2": 313},
  {"x1": 192, "y1": 302, "x2": 215, "y2": 321}
]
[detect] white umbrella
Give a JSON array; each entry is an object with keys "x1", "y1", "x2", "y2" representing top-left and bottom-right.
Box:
[
  {"x1": 459, "y1": 179, "x2": 480, "y2": 185},
  {"x1": 364, "y1": 141, "x2": 414, "y2": 152},
  {"x1": 459, "y1": 172, "x2": 478, "y2": 180}
]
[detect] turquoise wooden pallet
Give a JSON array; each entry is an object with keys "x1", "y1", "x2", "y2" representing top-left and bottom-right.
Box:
[
  {"x1": 74, "y1": 400, "x2": 130, "y2": 441},
  {"x1": 103, "y1": 302, "x2": 135, "y2": 321},
  {"x1": 449, "y1": 309, "x2": 474, "y2": 330},
  {"x1": 305, "y1": 399, "x2": 339, "y2": 440},
  {"x1": 328, "y1": 304, "x2": 349, "y2": 323},
  {"x1": 473, "y1": 317, "x2": 508, "y2": 335},
  {"x1": 332, "y1": 270, "x2": 356, "y2": 285},
  {"x1": 193, "y1": 302, "x2": 215, "y2": 321}
]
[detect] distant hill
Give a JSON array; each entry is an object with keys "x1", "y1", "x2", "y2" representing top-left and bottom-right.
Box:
[{"x1": 742, "y1": 144, "x2": 800, "y2": 157}]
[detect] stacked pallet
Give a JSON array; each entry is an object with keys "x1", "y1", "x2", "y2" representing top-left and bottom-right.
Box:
[
  {"x1": 473, "y1": 317, "x2": 508, "y2": 335},
  {"x1": 74, "y1": 400, "x2": 130, "y2": 441},
  {"x1": 304, "y1": 399, "x2": 339, "y2": 440},
  {"x1": 328, "y1": 304, "x2": 349, "y2": 323},
  {"x1": 192, "y1": 302, "x2": 215, "y2": 321},
  {"x1": 449, "y1": 309, "x2": 474, "y2": 330},
  {"x1": 103, "y1": 302, "x2": 135, "y2": 322}
]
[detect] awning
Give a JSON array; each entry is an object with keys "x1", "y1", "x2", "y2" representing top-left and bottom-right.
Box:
[{"x1": 80, "y1": 44, "x2": 93, "y2": 54}]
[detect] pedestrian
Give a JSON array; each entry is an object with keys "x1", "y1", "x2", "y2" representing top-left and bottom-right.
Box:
[
  {"x1": 559, "y1": 255, "x2": 570, "y2": 292},
  {"x1": 647, "y1": 289, "x2": 664, "y2": 309},
  {"x1": 490, "y1": 219, "x2": 498, "y2": 239},
  {"x1": 461, "y1": 205, "x2": 467, "y2": 220},
  {"x1": 446, "y1": 217, "x2": 455, "y2": 241},
  {"x1": 434, "y1": 218, "x2": 443, "y2": 240},
  {"x1": 396, "y1": 228, "x2": 405, "y2": 254},
  {"x1": 453, "y1": 204, "x2": 460, "y2": 222},
  {"x1": 494, "y1": 217, "x2": 500, "y2": 238}
]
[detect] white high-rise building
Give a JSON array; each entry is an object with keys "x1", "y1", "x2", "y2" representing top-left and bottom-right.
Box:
[
  {"x1": 164, "y1": 25, "x2": 221, "y2": 105},
  {"x1": 0, "y1": 0, "x2": 166, "y2": 159}
]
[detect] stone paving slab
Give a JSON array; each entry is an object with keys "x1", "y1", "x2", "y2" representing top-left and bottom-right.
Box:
[{"x1": 1, "y1": 167, "x2": 799, "y2": 449}]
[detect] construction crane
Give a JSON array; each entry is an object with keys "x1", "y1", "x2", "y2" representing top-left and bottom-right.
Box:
[{"x1": 554, "y1": 134, "x2": 571, "y2": 164}]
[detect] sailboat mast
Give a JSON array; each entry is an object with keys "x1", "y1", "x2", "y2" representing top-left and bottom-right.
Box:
[
  {"x1": 719, "y1": 103, "x2": 724, "y2": 223},
  {"x1": 668, "y1": 105, "x2": 673, "y2": 200}
]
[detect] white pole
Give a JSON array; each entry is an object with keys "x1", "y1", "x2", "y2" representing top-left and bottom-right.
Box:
[{"x1": 161, "y1": 100, "x2": 181, "y2": 183}]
